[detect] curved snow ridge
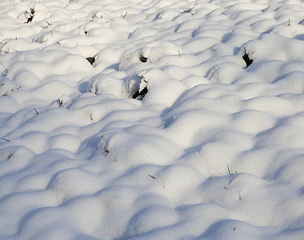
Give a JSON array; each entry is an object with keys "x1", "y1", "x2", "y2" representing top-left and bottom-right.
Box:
[{"x1": 1, "y1": 0, "x2": 304, "y2": 239}]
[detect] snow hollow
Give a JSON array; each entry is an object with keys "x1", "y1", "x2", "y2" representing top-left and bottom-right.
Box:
[{"x1": 1, "y1": 0, "x2": 304, "y2": 239}]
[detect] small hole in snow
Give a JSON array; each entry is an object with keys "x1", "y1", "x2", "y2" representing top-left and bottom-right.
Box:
[
  {"x1": 242, "y1": 52, "x2": 253, "y2": 68},
  {"x1": 132, "y1": 87, "x2": 148, "y2": 100},
  {"x1": 25, "y1": 8, "x2": 35, "y2": 23},
  {"x1": 86, "y1": 57, "x2": 95, "y2": 65},
  {"x1": 139, "y1": 55, "x2": 148, "y2": 63},
  {"x1": 26, "y1": 15, "x2": 34, "y2": 23}
]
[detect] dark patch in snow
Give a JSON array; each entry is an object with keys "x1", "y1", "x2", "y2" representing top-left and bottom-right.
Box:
[
  {"x1": 26, "y1": 8, "x2": 35, "y2": 23},
  {"x1": 86, "y1": 57, "x2": 95, "y2": 65},
  {"x1": 139, "y1": 54, "x2": 148, "y2": 63},
  {"x1": 132, "y1": 87, "x2": 148, "y2": 100},
  {"x1": 242, "y1": 52, "x2": 253, "y2": 68}
]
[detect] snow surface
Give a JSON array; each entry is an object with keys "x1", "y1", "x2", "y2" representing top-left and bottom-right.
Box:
[{"x1": 1, "y1": 0, "x2": 304, "y2": 239}]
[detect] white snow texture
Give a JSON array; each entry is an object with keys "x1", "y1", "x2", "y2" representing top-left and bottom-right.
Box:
[{"x1": 1, "y1": 0, "x2": 304, "y2": 239}]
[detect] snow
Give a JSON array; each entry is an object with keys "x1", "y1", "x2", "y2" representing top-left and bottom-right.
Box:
[{"x1": 1, "y1": 0, "x2": 304, "y2": 239}]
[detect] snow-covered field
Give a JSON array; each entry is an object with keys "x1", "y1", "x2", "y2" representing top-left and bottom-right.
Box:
[{"x1": 1, "y1": 0, "x2": 304, "y2": 239}]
